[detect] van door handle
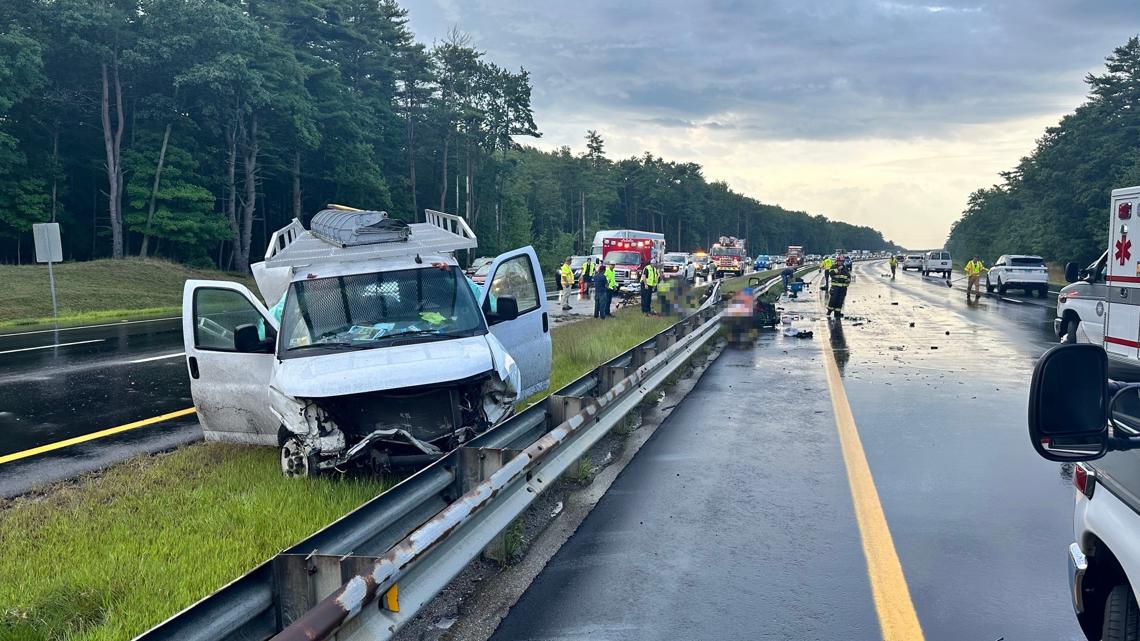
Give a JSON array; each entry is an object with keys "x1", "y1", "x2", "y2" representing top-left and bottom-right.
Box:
[
  {"x1": 542, "y1": 312, "x2": 549, "y2": 333},
  {"x1": 188, "y1": 356, "x2": 200, "y2": 379}
]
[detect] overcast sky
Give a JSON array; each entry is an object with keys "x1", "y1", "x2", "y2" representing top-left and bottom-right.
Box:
[{"x1": 405, "y1": 0, "x2": 1140, "y2": 248}]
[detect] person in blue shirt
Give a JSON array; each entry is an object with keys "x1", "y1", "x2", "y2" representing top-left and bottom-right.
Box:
[{"x1": 593, "y1": 264, "x2": 609, "y2": 318}]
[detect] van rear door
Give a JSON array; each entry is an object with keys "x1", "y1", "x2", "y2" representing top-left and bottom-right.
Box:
[
  {"x1": 479, "y1": 247, "x2": 552, "y2": 398},
  {"x1": 1105, "y1": 187, "x2": 1140, "y2": 359}
]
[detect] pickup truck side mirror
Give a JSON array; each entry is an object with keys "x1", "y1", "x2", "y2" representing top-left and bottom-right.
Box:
[
  {"x1": 488, "y1": 296, "x2": 519, "y2": 324},
  {"x1": 234, "y1": 323, "x2": 275, "y2": 354},
  {"x1": 1028, "y1": 344, "x2": 1109, "y2": 461},
  {"x1": 1065, "y1": 262, "x2": 1080, "y2": 283}
]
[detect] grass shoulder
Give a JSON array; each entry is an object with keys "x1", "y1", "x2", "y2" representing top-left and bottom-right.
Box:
[{"x1": 0, "y1": 259, "x2": 255, "y2": 329}]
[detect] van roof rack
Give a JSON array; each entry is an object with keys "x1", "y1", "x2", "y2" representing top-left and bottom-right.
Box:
[{"x1": 263, "y1": 209, "x2": 477, "y2": 268}]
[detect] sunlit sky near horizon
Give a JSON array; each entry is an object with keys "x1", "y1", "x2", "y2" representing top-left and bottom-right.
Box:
[{"x1": 406, "y1": 1, "x2": 1140, "y2": 248}]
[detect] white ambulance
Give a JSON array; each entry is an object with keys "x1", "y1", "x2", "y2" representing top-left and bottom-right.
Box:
[{"x1": 1099, "y1": 185, "x2": 1140, "y2": 381}]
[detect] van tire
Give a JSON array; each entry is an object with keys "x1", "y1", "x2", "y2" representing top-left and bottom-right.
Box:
[{"x1": 1102, "y1": 584, "x2": 1140, "y2": 641}]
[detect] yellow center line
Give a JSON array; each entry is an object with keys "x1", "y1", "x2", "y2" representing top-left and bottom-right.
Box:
[
  {"x1": 821, "y1": 320, "x2": 926, "y2": 641},
  {"x1": 0, "y1": 407, "x2": 197, "y2": 465}
]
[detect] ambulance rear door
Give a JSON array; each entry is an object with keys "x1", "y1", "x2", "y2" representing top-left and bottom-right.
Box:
[{"x1": 1104, "y1": 186, "x2": 1140, "y2": 360}]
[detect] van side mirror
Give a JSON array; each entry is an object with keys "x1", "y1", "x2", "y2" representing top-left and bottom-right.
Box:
[
  {"x1": 1028, "y1": 344, "x2": 1109, "y2": 461},
  {"x1": 489, "y1": 297, "x2": 519, "y2": 323},
  {"x1": 748, "y1": 277, "x2": 761, "y2": 287},
  {"x1": 234, "y1": 324, "x2": 275, "y2": 354},
  {"x1": 1065, "y1": 262, "x2": 1080, "y2": 283}
]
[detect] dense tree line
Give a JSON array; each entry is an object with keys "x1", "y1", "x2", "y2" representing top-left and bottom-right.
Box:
[
  {"x1": 947, "y1": 37, "x2": 1140, "y2": 266},
  {"x1": 0, "y1": 0, "x2": 893, "y2": 272}
]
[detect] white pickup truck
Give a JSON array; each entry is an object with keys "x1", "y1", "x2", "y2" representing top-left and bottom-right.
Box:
[{"x1": 182, "y1": 207, "x2": 552, "y2": 477}]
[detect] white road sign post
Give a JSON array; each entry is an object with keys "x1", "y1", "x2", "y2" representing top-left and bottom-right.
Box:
[{"x1": 33, "y1": 223, "x2": 63, "y2": 323}]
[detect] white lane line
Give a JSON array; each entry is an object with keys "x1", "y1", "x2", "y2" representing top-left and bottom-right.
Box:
[
  {"x1": 0, "y1": 339, "x2": 104, "y2": 355},
  {"x1": 0, "y1": 317, "x2": 179, "y2": 338},
  {"x1": 1000, "y1": 297, "x2": 1023, "y2": 304},
  {"x1": 129, "y1": 352, "x2": 185, "y2": 364}
]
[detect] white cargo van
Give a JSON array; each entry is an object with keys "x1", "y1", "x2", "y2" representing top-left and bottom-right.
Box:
[{"x1": 182, "y1": 207, "x2": 552, "y2": 477}]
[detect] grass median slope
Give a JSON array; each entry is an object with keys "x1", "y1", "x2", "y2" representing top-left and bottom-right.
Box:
[{"x1": 0, "y1": 259, "x2": 254, "y2": 328}]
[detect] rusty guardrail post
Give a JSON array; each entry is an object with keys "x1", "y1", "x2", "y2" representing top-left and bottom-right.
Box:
[{"x1": 457, "y1": 447, "x2": 519, "y2": 563}]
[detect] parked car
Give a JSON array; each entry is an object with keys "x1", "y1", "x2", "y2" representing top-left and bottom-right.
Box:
[
  {"x1": 466, "y1": 256, "x2": 493, "y2": 276},
  {"x1": 661, "y1": 252, "x2": 695, "y2": 281},
  {"x1": 922, "y1": 251, "x2": 952, "y2": 278},
  {"x1": 986, "y1": 254, "x2": 1050, "y2": 297},
  {"x1": 691, "y1": 253, "x2": 711, "y2": 277},
  {"x1": 901, "y1": 254, "x2": 923, "y2": 271},
  {"x1": 1056, "y1": 250, "x2": 1108, "y2": 345},
  {"x1": 471, "y1": 261, "x2": 493, "y2": 285},
  {"x1": 569, "y1": 255, "x2": 590, "y2": 284}
]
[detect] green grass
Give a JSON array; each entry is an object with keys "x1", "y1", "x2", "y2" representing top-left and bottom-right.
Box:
[
  {"x1": 0, "y1": 445, "x2": 389, "y2": 641},
  {"x1": 0, "y1": 309, "x2": 677, "y2": 641},
  {"x1": 543, "y1": 310, "x2": 675, "y2": 397},
  {"x1": 0, "y1": 259, "x2": 255, "y2": 328}
]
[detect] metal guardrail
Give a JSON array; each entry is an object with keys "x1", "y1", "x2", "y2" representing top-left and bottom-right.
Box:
[{"x1": 134, "y1": 283, "x2": 725, "y2": 641}]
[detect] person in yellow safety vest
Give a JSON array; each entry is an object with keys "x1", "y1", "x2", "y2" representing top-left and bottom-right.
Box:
[
  {"x1": 821, "y1": 255, "x2": 834, "y2": 290},
  {"x1": 559, "y1": 257, "x2": 575, "y2": 311},
  {"x1": 604, "y1": 264, "x2": 618, "y2": 318},
  {"x1": 639, "y1": 260, "x2": 659, "y2": 315},
  {"x1": 827, "y1": 256, "x2": 851, "y2": 319},
  {"x1": 964, "y1": 255, "x2": 987, "y2": 301},
  {"x1": 580, "y1": 258, "x2": 595, "y2": 299},
  {"x1": 889, "y1": 255, "x2": 898, "y2": 279}
]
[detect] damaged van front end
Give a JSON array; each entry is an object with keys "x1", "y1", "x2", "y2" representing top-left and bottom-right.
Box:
[{"x1": 269, "y1": 335, "x2": 521, "y2": 477}]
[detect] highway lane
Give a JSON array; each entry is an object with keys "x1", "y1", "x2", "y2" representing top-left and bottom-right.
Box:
[{"x1": 491, "y1": 260, "x2": 1082, "y2": 640}]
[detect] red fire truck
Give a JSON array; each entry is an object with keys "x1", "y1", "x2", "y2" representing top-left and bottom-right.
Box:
[
  {"x1": 711, "y1": 236, "x2": 747, "y2": 278},
  {"x1": 786, "y1": 245, "x2": 804, "y2": 268},
  {"x1": 601, "y1": 233, "x2": 665, "y2": 293}
]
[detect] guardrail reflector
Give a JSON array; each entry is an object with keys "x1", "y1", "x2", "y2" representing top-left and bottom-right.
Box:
[{"x1": 383, "y1": 584, "x2": 399, "y2": 612}]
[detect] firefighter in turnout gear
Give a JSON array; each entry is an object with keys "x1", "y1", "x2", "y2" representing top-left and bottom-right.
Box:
[{"x1": 827, "y1": 256, "x2": 851, "y2": 318}]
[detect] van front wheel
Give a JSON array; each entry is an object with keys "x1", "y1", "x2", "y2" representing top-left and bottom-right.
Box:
[
  {"x1": 1102, "y1": 584, "x2": 1140, "y2": 641},
  {"x1": 280, "y1": 437, "x2": 319, "y2": 478}
]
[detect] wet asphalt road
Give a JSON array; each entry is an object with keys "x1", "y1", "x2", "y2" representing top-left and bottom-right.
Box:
[
  {"x1": 0, "y1": 318, "x2": 202, "y2": 497},
  {"x1": 491, "y1": 260, "x2": 1083, "y2": 641}
]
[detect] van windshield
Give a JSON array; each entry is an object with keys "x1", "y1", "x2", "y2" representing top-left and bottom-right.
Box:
[{"x1": 279, "y1": 265, "x2": 486, "y2": 356}]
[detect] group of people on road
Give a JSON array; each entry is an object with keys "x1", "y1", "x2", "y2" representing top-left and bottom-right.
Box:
[{"x1": 557, "y1": 255, "x2": 678, "y2": 320}]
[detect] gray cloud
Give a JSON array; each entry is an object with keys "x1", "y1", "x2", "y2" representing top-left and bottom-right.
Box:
[{"x1": 406, "y1": 0, "x2": 1140, "y2": 141}]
